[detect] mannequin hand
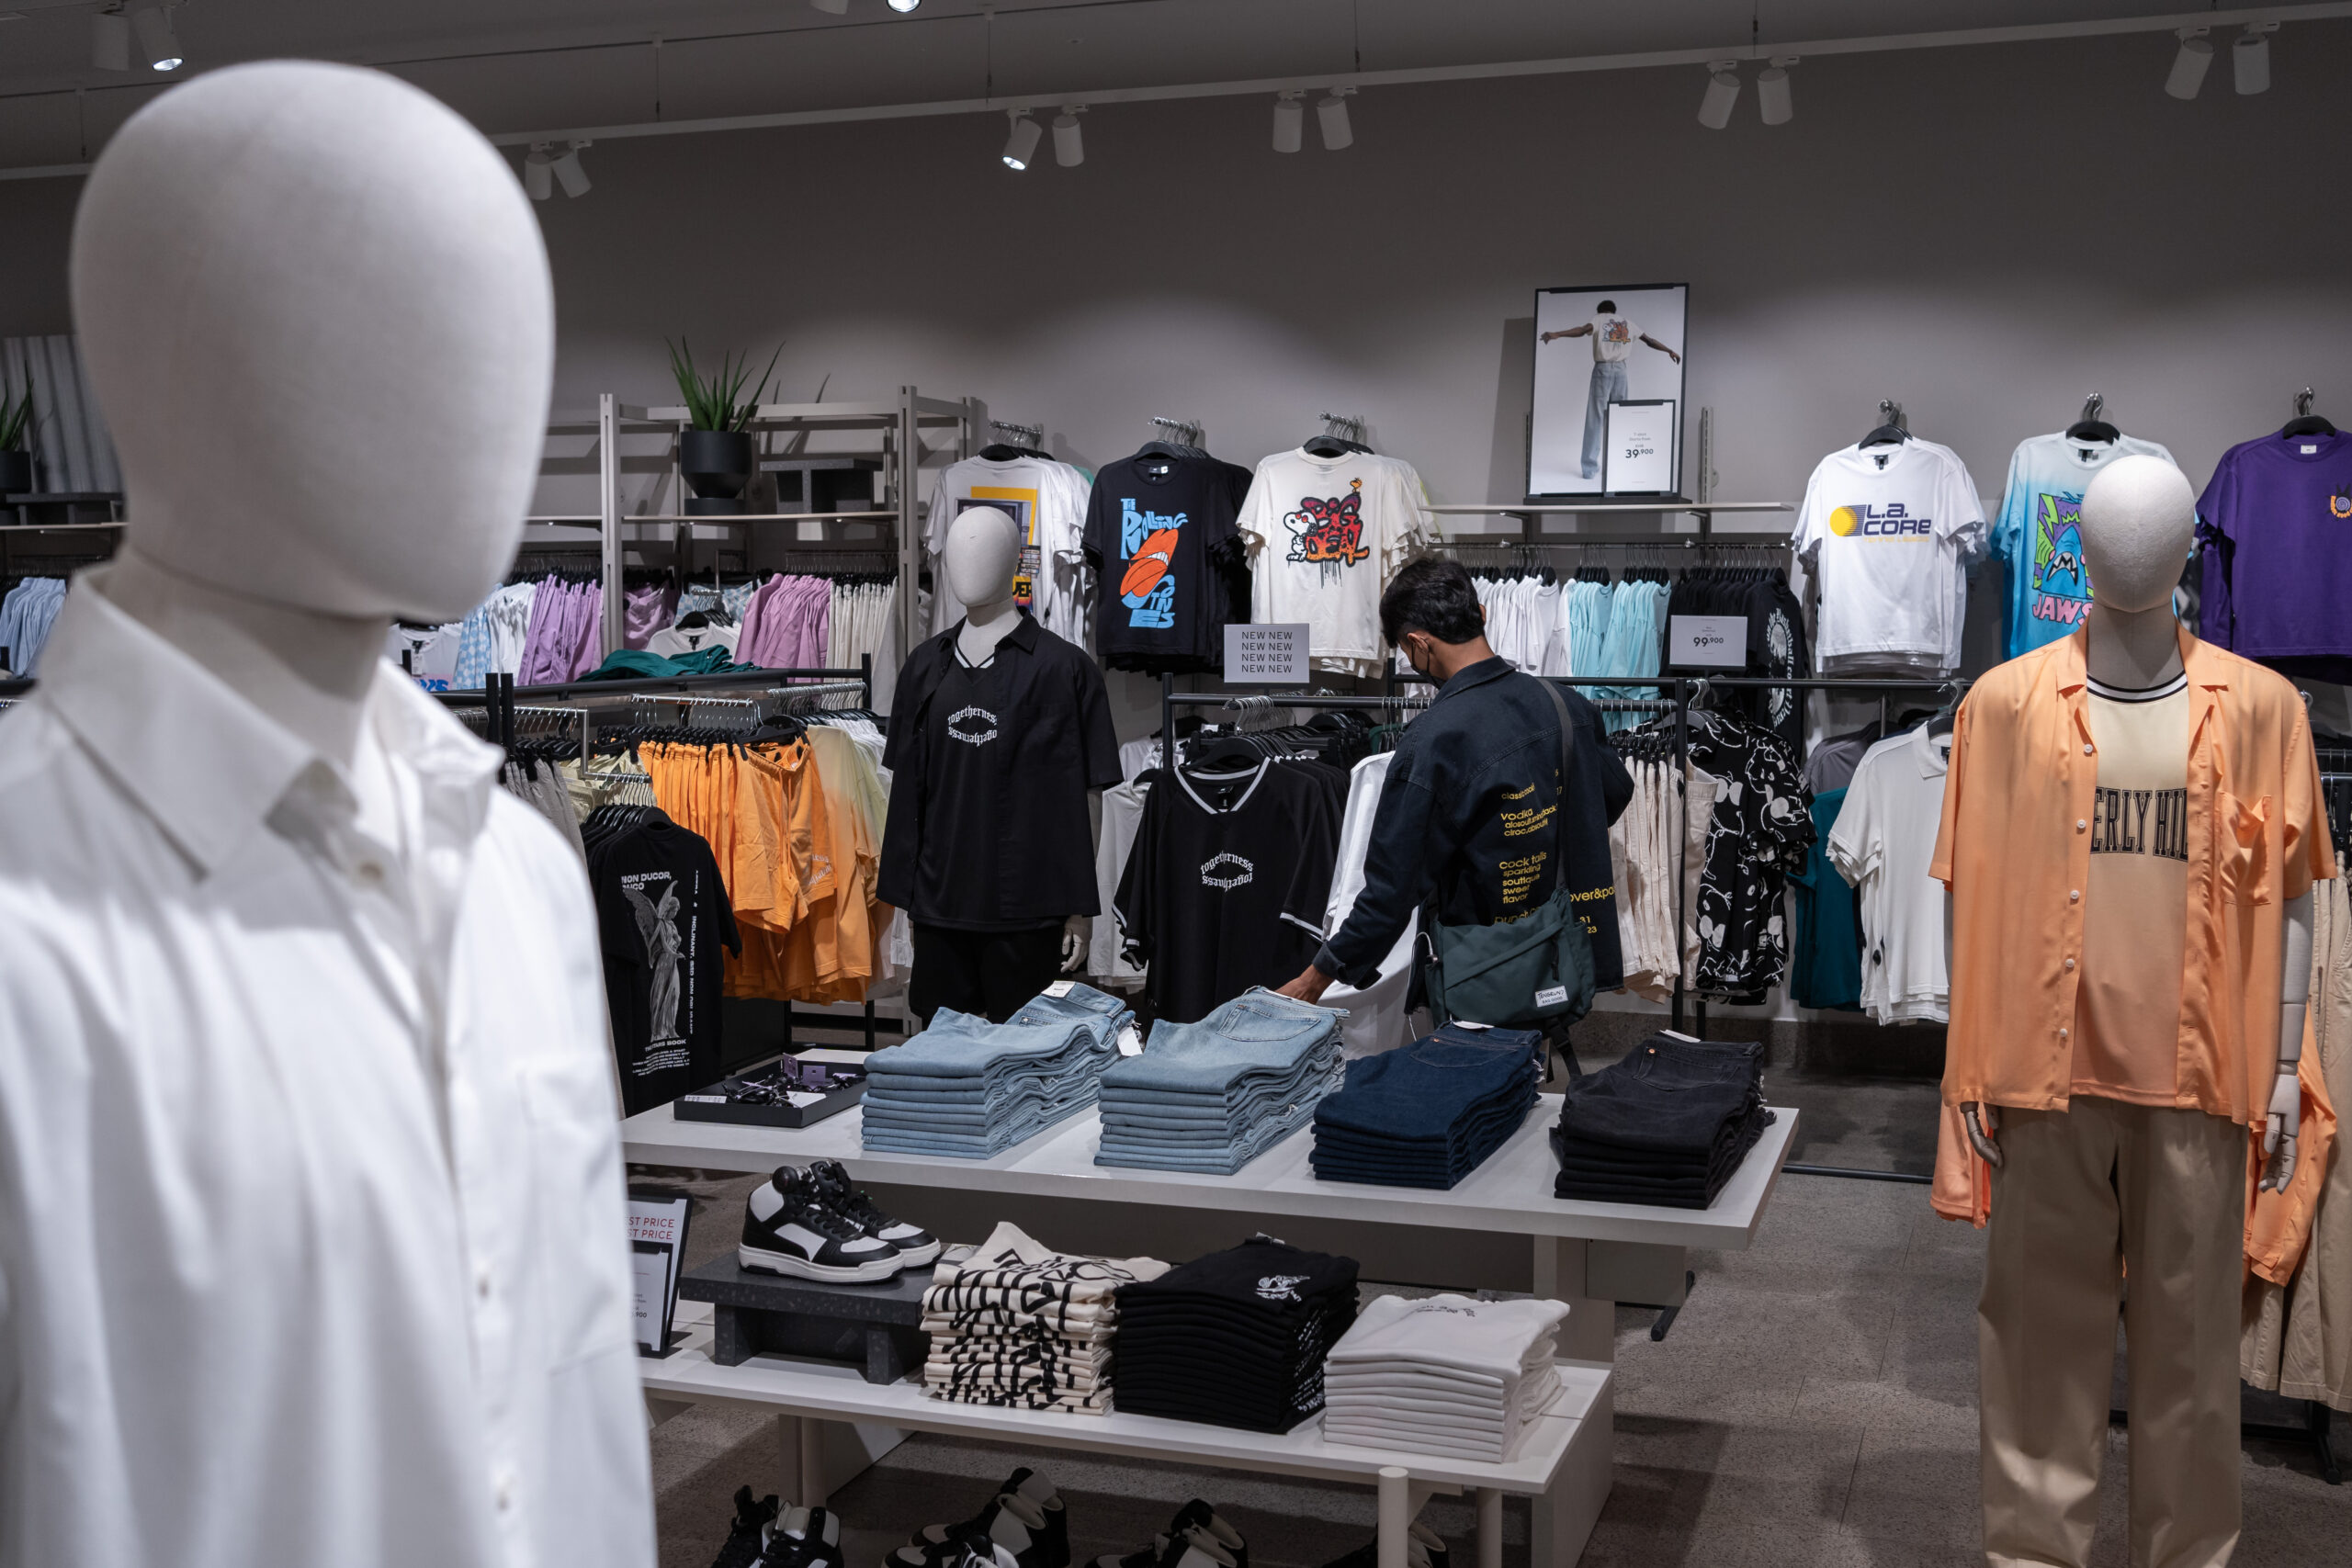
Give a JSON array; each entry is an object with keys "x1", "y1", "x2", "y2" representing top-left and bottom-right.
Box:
[
  {"x1": 1962, "y1": 1102, "x2": 2003, "y2": 1168},
  {"x1": 1059, "y1": 916, "x2": 1087, "y2": 976},
  {"x1": 1276, "y1": 964, "x2": 1336, "y2": 1004},
  {"x1": 2261, "y1": 1068, "x2": 2301, "y2": 1192}
]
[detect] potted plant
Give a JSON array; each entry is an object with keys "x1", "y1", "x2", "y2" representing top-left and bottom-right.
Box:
[
  {"x1": 0, "y1": 386, "x2": 33, "y2": 496},
  {"x1": 668, "y1": 339, "x2": 783, "y2": 514}
]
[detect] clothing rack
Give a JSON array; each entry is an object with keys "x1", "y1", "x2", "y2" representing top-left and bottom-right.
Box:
[
  {"x1": 1149, "y1": 415, "x2": 1204, "y2": 447},
  {"x1": 989, "y1": 418, "x2": 1045, "y2": 449}
]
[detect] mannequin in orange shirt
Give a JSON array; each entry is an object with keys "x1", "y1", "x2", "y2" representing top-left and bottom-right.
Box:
[{"x1": 1961, "y1": 457, "x2": 2310, "y2": 1188}]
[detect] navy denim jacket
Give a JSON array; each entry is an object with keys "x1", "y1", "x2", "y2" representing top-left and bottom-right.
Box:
[{"x1": 1315, "y1": 659, "x2": 1633, "y2": 990}]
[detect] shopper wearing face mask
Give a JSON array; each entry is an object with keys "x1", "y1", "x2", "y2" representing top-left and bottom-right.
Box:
[{"x1": 1276, "y1": 558, "x2": 1633, "y2": 1027}]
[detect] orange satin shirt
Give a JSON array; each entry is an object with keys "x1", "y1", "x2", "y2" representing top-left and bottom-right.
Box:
[{"x1": 1931, "y1": 626, "x2": 2335, "y2": 1126}]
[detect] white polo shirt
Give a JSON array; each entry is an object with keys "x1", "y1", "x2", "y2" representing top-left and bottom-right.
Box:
[{"x1": 1827, "y1": 723, "x2": 1954, "y2": 1025}]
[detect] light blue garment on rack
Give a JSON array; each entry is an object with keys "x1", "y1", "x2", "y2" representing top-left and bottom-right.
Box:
[
  {"x1": 0, "y1": 577, "x2": 67, "y2": 677},
  {"x1": 451, "y1": 604, "x2": 496, "y2": 691}
]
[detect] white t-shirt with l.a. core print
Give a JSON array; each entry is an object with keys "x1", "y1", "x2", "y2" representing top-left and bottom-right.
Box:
[{"x1": 1793, "y1": 438, "x2": 1987, "y2": 674}]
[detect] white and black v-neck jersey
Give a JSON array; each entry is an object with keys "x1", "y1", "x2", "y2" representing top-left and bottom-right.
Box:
[
  {"x1": 879, "y1": 612, "x2": 1123, "y2": 930},
  {"x1": 1115, "y1": 757, "x2": 1344, "y2": 1022}
]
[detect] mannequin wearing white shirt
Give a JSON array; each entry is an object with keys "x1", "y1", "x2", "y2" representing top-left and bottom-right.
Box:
[
  {"x1": 0, "y1": 60, "x2": 654, "y2": 1568},
  {"x1": 1960, "y1": 456, "x2": 2310, "y2": 1189},
  {"x1": 947, "y1": 506, "x2": 1087, "y2": 972}
]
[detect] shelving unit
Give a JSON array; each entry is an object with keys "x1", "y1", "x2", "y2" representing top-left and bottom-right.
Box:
[
  {"x1": 592, "y1": 389, "x2": 978, "y2": 658},
  {"x1": 1428, "y1": 500, "x2": 1792, "y2": 544}
]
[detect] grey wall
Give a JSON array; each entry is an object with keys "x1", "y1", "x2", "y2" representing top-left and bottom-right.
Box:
[{"x1": 4, "y1": 26, "x2": 2346, "y2": 528}]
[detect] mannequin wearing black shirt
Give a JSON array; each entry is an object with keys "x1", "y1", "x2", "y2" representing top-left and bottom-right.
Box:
[{"x1": 882, "y1": 507, "x2": 1123, "y2": 1022}]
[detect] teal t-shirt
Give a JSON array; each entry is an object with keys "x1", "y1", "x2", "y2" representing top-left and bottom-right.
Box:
[{"x1": 1789, "y1": 787, "x2": 1862, "y2": 1011}]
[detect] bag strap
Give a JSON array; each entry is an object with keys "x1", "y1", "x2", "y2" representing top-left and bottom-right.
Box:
[{"x1": 1531, "y1": 673, "x2": 1576, "y2": 794}]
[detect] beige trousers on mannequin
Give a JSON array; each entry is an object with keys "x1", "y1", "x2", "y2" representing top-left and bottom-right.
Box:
[{"x1": 1980, "y1": 1096, "x2": 2246, "y2": 1568}]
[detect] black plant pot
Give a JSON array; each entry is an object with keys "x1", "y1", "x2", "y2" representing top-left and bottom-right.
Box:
[
  {"x1": 680, "y1": 428, "x2": 753, "y2": 515},
  {"x1": 0, "y1": 450, "x2": 31, "y2": 496}
]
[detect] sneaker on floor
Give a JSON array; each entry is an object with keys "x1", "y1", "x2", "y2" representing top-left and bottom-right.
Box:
[
  {"x1": 1096, "y1": 1502, "x2": 1246, "y2": 1568},
  {"x1": 808, "y1": 1158, "x2": 943, "y2": 1267},
  {"x1": 711, "y1": 1486, "x2": 781, "y2": 1568},
  {"x1": 901, "y1": 1468, "x2": 1069, "y2": 1568},
  {"x1": 760, "y1": 1506, "x2": 844, "y2": 1568},
  {"x1": 739, "y1": 1165, "x2": 902, "y2": 1283}
]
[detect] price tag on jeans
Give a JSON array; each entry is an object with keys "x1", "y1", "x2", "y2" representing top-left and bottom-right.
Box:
[
  {"x1": 1044, "y1": 979, "x2": 1076, "y2": 998},
  {"x1": 1117, "y1": 1023, "x2": 1144, "y2": 1055},
  {"x1": 1451, "y1": 1020, "x2": 1492, "y2": 1030}
]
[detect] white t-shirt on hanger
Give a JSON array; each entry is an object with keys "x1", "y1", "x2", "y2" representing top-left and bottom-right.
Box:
[
  {"x1": 924, "y1": 455, "x2": 1094, "y2": 649},
  {"x1": 1238, "y1": 447, "x2": 1433, "y2": 678},
  {"x1": 1792, "y1": 439, "x2": 1986, "y2": 675},
  {"x1": 1826, "y1": 723, "x2": 1952, "y2": 1025}
]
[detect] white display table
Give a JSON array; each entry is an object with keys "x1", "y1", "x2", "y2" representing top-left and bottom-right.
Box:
[{"x1": 623, "y1": 1096, "x2": 1795, "y2": 1566}]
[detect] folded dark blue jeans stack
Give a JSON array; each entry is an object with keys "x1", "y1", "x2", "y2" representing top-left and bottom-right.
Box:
[
  {"x1": 1551, "y1": 1034, "x2": 1773, "y2": 1208},
  {"x1": 1308, "y1": 1025, "x2": 1546, "y2": 1190}
]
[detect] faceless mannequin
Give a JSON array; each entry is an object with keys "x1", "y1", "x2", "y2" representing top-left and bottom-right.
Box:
[
  {"x1": 1962, "y1": 454, "x2": 2312, "y2": 1190},
  {"x1": 942, "y1": 506, "x2": 1087, "y2": 973},
  {"x1": 74, "y1": 61, "x2": 551, "y2": 771}
]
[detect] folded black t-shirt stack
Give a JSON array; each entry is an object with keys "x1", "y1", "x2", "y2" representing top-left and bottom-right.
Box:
[
  {"x1": 1551, "y1": 1034, "x2": 1775, "y2": 1209},
  {"x1": 1112, "y1": 1235, "x2": 1359, "y2": 1433}
]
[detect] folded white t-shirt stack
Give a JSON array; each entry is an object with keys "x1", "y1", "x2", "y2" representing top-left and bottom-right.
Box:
[{"x1": 1319, "y1": 1293, "x2": 1568, "y2": 1460}]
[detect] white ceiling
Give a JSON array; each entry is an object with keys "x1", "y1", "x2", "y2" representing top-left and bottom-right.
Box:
[{"x1": 0, "y1": 1, "x2": 2317, "y2": 158}]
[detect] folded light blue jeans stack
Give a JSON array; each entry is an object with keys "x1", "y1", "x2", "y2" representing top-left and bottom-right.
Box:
[
  {"x1": 1095, "y1": 988, "x2": 1344, "y2": 1175},
  {"x1": 861, "y1": 983, "x2": 1134, "y2": 1158}
]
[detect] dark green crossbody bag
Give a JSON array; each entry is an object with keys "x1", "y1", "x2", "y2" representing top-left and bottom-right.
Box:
[{"x1": 1421, "y1": 676, "x2": 1598, "y2": 1030}]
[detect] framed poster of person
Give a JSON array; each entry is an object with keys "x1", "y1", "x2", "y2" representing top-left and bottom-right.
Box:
[{"x1": 1529, "y1": 282, "x2": 1688, "y2": 498}]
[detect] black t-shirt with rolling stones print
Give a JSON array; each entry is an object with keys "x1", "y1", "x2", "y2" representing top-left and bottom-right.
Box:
[{"x1": 1082, "y1": 452, "x2": 1252, "y2": 674}]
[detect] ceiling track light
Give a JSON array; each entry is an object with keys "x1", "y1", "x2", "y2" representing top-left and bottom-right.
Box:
[
  {"x1": 1052, "y1": 106, "x2": 1085, "y2": 168},
  {"x1": 2165, "y1": 28, "x2": 2213, "y2": 99},
  {"x1": 1757, "y1": 56, "x2": 1797, "y2": 124},
  {"x1": 90, "y1": 6, "x2": 130, "y2": 71},
  {"x1": 888, "y1": 0, "x2": 920, "y2": 12},
  {"x1": 1317, "y1": 86, "x2": 1353, "y2": 151},
  {"x1": 2234, "y1": 21, "x2": 2278, "y2": 96},
  {"x1": 1698, "y1": 61, "x2": 1741, "y2": 130},
  {"x1": 1001, "y1": 110, "x2": 1041, "y2": 171},
  {"x1": 1272, "y1": 90, "x2": 1305, "y2": 153},
  {"x1": 130, "y1": 5, "x2": 181, "y2": 72},
  {"x1": 525, "y1": 141, "x2": 591, "y2": 200}
]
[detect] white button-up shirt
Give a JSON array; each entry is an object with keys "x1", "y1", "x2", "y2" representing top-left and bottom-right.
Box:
[{"x1": 0, "y1": 576, "x2": 654, "y2": 1568}]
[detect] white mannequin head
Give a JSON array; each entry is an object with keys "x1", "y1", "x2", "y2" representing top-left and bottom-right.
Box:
[
  {"x1": 2079, "y1": 456, "x2": 2196, "y2": 615},
  {"x1": 72, "y1": 62, "x2": 553, "y2": 624},
  {"x1": 944, "y1": 506, "x2": 1021, "y2": 611}
]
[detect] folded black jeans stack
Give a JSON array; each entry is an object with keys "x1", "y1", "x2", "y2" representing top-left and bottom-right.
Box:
[
  {"x1": 1551, "y1": 1034, "x2": 1773, "y2": 1208},
  {"x1": 1309, "y1": 1024, "x2": 1547, "y2": 1190},
  {"x1": 1111, "y1": 1235, "x2": 1359, "y2": 1434}
]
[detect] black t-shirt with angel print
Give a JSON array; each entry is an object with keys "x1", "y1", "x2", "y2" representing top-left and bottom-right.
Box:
[{"x1": 590, "y1": 818, "x2": 741, "y2": 1114}]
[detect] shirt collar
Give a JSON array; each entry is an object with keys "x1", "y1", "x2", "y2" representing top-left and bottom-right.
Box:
[
  {"x1": 946, "y1": 611, "x2": 1042, "y2": 658},
  {"x1": 37, "y1": 566, "x2": 501, "y2": 877},
  {"x1": 2052, "y1": 623, "x2": 2226, "y2": 696},
  {"x1": 1436, "y1": 655, "x2": 1513, "y2": 701},
  {"x1": 1912, "y1": 719, "x2": 1951, "y2": 778}
]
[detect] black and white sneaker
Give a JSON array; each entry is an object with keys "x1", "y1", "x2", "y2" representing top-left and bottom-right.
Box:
[
  {"x1": 1094, "y1": 1501, "x2": 1248, "y2": 1568},
  {"x1": 759, "y1": 1506, "x2": 844, "y2": 1568},
  {"x1": 711, "y1": 1486, "x2": 781, "y2": 1568},
  {"x1": 808, "y1": 1158, "x2": 942, "y2": 1268},
  {"x1": 740, "y1": 1166, "x2": 902, "y2": 1282},
  {"x1": 897, "y1": 1468, "x2": 1069, "y2": 1568}
]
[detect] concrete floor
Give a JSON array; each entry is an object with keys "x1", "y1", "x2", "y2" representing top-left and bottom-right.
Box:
[{"x1": 644, "y1": 1036, "x2": 2350, "y2": 1568}]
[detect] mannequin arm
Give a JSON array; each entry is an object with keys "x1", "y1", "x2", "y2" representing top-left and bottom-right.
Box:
[
  {"x1": 2260, "y1": 890, "x2": 2313, "y2": 1191},
  {"x1": 1060, "y1": 914, "x2": 1088, "y2": 975},
  {"x1": 1962, "y1": 1102, "x2": 2003, "y2": 1168}
]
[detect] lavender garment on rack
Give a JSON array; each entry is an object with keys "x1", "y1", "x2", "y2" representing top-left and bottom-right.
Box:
[
  {"x1": 624, "y1": 582, "x2": 675, "y2": 650},
  {"x1": 515, "y1": 576, "x2": 574, "y2": 686},
  {"x1": 735, "y1": 574, "x2": 785, "y2": 667},
  {"x1": 741, "y1": 575, "x2": 831, "y2": 670},
  {"x1": 567, "y1": 581, "x2": 605, "y2": 680}
]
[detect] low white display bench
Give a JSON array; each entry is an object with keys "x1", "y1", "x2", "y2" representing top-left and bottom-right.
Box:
[
  {"x1": 647, "y1": 1305, "x2": 1608, "y2": 1568},
  {"x1": 624, "y1": 1096, "x2": 1795, "y2": 1565}
]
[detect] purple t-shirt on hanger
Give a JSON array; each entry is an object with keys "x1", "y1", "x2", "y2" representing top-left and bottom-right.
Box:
[{"x1": 2197, "y1": 428, "x2": 2352, "y2": 683}]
